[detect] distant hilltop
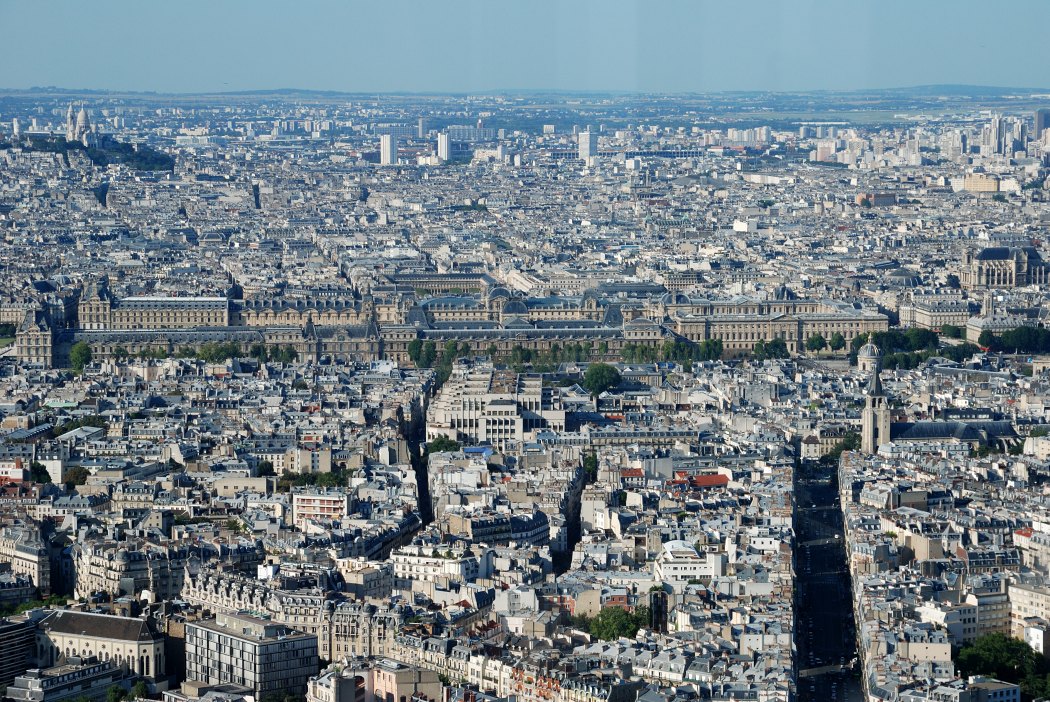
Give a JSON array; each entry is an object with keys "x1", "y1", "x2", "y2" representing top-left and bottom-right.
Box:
[{"x1": 3, "y1": 132, "x2": 175, "y2": 172}]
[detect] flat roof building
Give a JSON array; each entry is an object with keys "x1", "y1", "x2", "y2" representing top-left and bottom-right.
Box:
[{"x1": 185, "y1": 612, "x2": 318, "y2": 701}]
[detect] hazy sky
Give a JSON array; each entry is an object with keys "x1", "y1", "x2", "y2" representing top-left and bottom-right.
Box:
[{"x1": 1, "y1": 0, "x2": 1047, "y2": 94}]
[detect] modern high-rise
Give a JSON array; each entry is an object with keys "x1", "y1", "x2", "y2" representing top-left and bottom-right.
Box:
[
  {"x1": 185, "y1": 612, "x2": 318, "y2": 700},
  {"x1": 1036, "y1": 109, "x2": 1050, "y2": 142},
  {"x1": 417, "y1": 117, "x2": 426, "y2": 139},
  {"x1": 437, "y1": 132, "x2": 450, "y2": 162},
  {"x1": 379, "y1": 134, "x2": 396, "y2": 165},
  {"x1": 578, "y1": 130, "x2": 597, "y2": 161}
]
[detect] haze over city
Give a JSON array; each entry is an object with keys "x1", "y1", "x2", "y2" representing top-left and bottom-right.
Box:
[{"x1": 3, "y1": 0, "x2": 1050, "y2": 94}]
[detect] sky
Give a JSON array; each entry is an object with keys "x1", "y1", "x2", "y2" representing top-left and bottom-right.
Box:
[{"x1": 1, "y1": 0, "x2": 1048, "y2": 94}]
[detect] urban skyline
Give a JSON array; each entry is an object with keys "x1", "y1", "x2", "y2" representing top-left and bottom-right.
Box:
[{"x1": 4, "y1": 5, "x2": 1050, "y2": 702}]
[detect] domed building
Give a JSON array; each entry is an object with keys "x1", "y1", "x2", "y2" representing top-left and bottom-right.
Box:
[
  {"x1": 884, "y1": 266, "x2": 923, "y2": 289},
  {"x1": 857, "y1": 341, "x2": 881, "y2": 374},
  {"x1": 64, "y1": 102, "x2": 94, "y2": 145}
]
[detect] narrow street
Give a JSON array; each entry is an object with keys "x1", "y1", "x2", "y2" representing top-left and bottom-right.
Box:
[{"x1": 794, "y1": 466, "x2": 864, "y2": 702}]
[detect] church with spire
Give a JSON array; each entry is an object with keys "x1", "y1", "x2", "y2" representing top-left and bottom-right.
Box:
[
  {"x1": 860, "y1": 342, "x2": 890, "y2": 454},
  {"x1": 859, "y1": 340, "x2": 1018, "y2": 454}
]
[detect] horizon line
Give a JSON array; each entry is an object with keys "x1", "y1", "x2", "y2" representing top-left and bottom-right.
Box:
[{"x1": 3, "y1": 83, "x2": 1050, "y2": 98}]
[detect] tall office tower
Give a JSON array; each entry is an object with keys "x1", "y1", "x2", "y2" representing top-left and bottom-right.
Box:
[
  {"x1": 380, "y1": 134, "x2": 396, "y2": 165},
  {"x1": 1036, "y1": 109, "x2": 1050, "y2": 142},
  {"x1": 990, "y1": 114, "x2": 1006, "y2": 154},
  {"x1": 578, "y1": 131, "x2": 596, "y2": 161},
  {"x1": 437, "y1": 131, "x2": 450, "y2": 161},
  {"x1": 417, "y1": 117, "x2": 426, "y2": 139}
]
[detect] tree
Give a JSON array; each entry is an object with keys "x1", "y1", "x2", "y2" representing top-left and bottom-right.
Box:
[
  {"x1": 426, "y1": 435, "x2": 462, "y2": 454},
  {"x1": 63, "y1": 466, "x2": 90, "y2": 489},
  {"x1": 978, "y1": 330, "x2": 997, "y2": 350},
  {"x1": 940, "y1": 324, "x2": 963, "y2": 339},
  {"x1": 419, "y1": 341, "x2": 437, "y2": 368},
  {"x1": 130, "y1": 680, "x2": 150, "y2": 700},
  {"x1": 956, "y1": 633, "x2": 1050, "y2": 699},
  {"x1": 806, "y1": 334, "x2": 827, "y2": 352},
  {"x1": 698, "y1": 338, "x2": 723, "y2": 362},
  {"x1": 113, "y1": 346, "x2": 129, "y2": 361},
  {"x1": 829, "y1": 332, "x2": 846, "y2": 351},
  {"x1": 903, "y1": 327, "x2": 939, "y2": 351},
  {"x1": 407, "y1": 339, "x2": 423, "y2": 366},
  {"x1": 70, "y1": 342, "x2": 93, "y2": 371},
  {"x1": 315, "y1": 471, "x2": 346, "y2": 488},
  {"x1": 107, "y1": 685, "x2": 127, "y2": 702},
  {"x1": 271, "y1": 346, "x2": 297, "y2": 363},
  {"x1": 583, "y1": 452, "x2": 598, "y2": 482},
  {"x1": 29, "y1": 461, "x2": 51, "y2": 483},
  {"x1": 946, "y1": 273, "x2": 961, "y2": 289},
  {"x1": 257, "y1": 460, "x2": 275, "y2": 477},
  {"x1": 589, "y1": 605, "x2": 651, "y2": 641},
  {"x1": 583, "y1": 363, "x2": 621, "y2": 398},
  {"x1": 819, "y1": 432, "x2": 861, "y2": 467},
  {"x1": 763, "y1": 338, "x2": 789, "y2": 359}
]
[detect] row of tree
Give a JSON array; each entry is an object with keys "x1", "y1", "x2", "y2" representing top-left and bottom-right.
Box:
[
  {"x1": 0, "y1": 593, "x2": 67, "y2": 618},
  {"x1": 850, "y1": 328, "x2": 941, "y2": 355},
  {"x1": 878, "y1": 342, "x2": 982, "y2": 370},
  {"x1": 751, "y1": 338, "x2": 790, "y2": 361},
  {"x1": 619, "y1": 338, "x2": 725, "y2": 364},
  {"x1": 979, "y1": 326, "x2": 1050, "y2": 354},
  {"x1": 405, "y1": 334, "x2": 841, "y2": 372},
  {"x1": 71, "y1": 341, "x2": 299, "y2": 368},
  {"x1": 276, "y1": 467, "x2": 349, "y2": 491},
  {"x1": 804, "y1": 332, "x2": 847, "y2": 352}
]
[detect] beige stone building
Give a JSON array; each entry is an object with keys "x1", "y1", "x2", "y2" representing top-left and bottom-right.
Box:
[
  {"x1": 35, "y1": 610, "x2": 166, "y2": 682},
  {"x1": 15, "y1": 311, "x2": 53, "y2": 368},
  {"x1": 179, "y1": 569, "x2": 409, "y2": 661},
  {"x1": 0, "y1": 526, "x2": 50, "y2": 594},
  {"x1": 898, "y1": 293, "x2": 973, "y2": 330},
  {"x1": 78, "y1": 280, "x2": 229, "y2": 331}
]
